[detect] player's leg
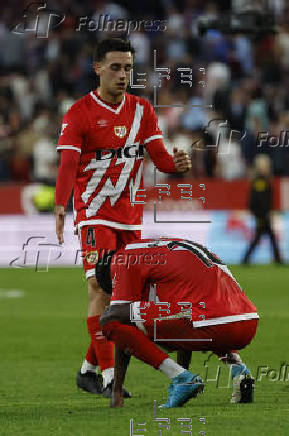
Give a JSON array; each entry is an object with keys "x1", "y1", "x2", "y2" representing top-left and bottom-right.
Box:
[
  {"x1": 213, "y1": 319, "x2": 258, "y2": 403},
  {"x1": 96, "y1": 228, "x2": 142, "y2": 398},
  {"x1": 177, "y1": 349, "x2": 192, "y2": 369},
  {"x1": 217, "y1": 350, "x2": 254, "y2": 403},
  {"x1": 76, "y1": 341, "x2": 102, "y2": 394},
  {"x1": 77, "y1": 225, "x2": 116, "y2": 394},
  {"x1": 80, "y1": 228, "x2": 140, "y2": 396},
  {"x1": 77, "y1": 274, "x2": 115, "y2": 394},
  {"x1": 102, "y1": 318, "x2": 204, "y2": 408},
  {"x1": 78, "y1": 280, "x2": 107, "y2": 376},
  {"x1": 87, "y1": 275, "x2": 132, "y2": 397},
  {"x1": 140, "y1": 305, "x2": 258, "y2": 405},
  {"x1": 87, "y1": 275, "x2": 115, "y2": 384},
  {"x1": 102, "y1": 302, "x2": 204, "y2": 407},
  {"x1": 265, "y1": 216, "x2": 282, "y2": 263},
  {"x1": 173, "y1": 322, "x2": 256, "y2": 404},
  {"x1": 242, "y1": 217, "x2": 263, "y2": 264},
  {"x1": 83, "y1": 343, "x2": 97, "y2": 372}
]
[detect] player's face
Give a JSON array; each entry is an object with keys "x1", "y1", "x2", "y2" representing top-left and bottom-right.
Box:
[{"x1": 96, "y1": 51, "x2": 133, "y2": 98}]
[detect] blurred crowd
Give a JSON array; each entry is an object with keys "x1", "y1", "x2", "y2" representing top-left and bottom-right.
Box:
[{"x1": 1, "y1": 0, "x2": 289, "y2": 185}]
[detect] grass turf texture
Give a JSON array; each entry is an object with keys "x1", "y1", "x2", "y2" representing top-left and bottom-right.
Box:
[{"x1": 0, "y1": 265, "x2": 288, "y2": 436}]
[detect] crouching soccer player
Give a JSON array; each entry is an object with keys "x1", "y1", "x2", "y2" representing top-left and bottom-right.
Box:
[{"x1": 98, "y1": 238, "x2": 259, "y2": 408}]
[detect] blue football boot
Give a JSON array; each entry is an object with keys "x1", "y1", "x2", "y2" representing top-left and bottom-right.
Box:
[{"x1": 160, "y1": 370, "x2": 204, "y2": 408}]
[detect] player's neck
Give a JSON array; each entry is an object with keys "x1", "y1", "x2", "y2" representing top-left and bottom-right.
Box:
[{"x1": 96, "y1": 87, "x2": 124, "y2": 105}]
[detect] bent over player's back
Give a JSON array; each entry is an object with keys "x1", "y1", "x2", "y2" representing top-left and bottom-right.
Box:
[{"x1": 110, "y1": 238, "x2": 258, "y2": 322}]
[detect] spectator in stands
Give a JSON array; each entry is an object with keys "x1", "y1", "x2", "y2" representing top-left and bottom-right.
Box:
[{"x1": 0, "y1": 0, "x2": 288, "y2": 185}]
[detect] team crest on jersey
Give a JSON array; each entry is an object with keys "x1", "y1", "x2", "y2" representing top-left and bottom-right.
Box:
[
  {"x1": 85, "y1": 250, "x2": 98, "y2": 265},
  {"x1": 114, "y1": 125, "x2": 127, "y2": 138}
]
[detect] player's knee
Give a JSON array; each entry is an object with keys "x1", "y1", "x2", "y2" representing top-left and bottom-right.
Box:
[
  {"x1": 99, "y1": 307, "x2": 112, "y2": 327},
  {"x1": 87, "y1": 276, "x2": 104, "y2": 296},
  {"x1": 100, "y1": 306, "x2": 124, "y2": 327}
]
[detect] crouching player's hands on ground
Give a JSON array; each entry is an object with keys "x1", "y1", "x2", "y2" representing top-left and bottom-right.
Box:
[
  {"x1": 173, "y1": 147, "x2": 191, "y2": 172},
  {"x1": 55, "y1": 205, "x2": 65, "y2": 244}
]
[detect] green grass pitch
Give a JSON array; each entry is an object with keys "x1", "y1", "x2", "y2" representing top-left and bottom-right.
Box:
[{"x1": 0, "y1": 265, "x2": 288, "y2": 436}]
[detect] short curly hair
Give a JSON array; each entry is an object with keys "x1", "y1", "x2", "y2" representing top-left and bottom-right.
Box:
[{"x1": 94, "y1": 38, "x2": 135, "y2": 62}]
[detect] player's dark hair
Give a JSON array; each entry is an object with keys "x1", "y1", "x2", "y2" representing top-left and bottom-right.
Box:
[
  {"x1": 94, "y1": 38, "x2": 135, "y2": 62},
  {"x1": 95, "y1": 250, "x2": 116, "y2": 295}
]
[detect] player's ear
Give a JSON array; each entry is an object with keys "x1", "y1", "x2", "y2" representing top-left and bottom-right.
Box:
[{"x1": 93, "y1": 61, "x2": 102, "y2": 76}]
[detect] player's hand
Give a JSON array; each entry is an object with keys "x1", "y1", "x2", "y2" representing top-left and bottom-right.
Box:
[
  {"x1": 110, "y1": 390, "x2": 124, "y2": 408},
  {"x1": 173, "y1": 147, "x2": 191, "y2": 172},
  {"x1": 55, "y1": 204, "x2": 66, "y2": 245}
]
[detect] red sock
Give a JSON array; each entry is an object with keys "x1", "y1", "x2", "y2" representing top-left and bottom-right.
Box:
[
  {"x1": 102, "y1": 321, "x2": 168, "y2": 369},
  {"x1": 85, "y1": 342, "x2": 98, "y2": 366},
  {"x1": 87, "y1": 316, "x2": 114, "y2": 371}
]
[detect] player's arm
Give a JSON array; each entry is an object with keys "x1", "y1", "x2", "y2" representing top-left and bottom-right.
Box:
[
  {"x1": 100, "y1": 303, "x2": 131, "y2": 407},
  {"x1": 55, "y1": 151, "x2": 80, "y2": 244},
  {"x1": 55, "y1": 105, "x2": 84, "y2": 244},
  {"x1": 146, "y1": 139, "x2": 191, "y2": 173},
  {"x1": 111, "y1": 346, "x2": 131, "y2": 408}
]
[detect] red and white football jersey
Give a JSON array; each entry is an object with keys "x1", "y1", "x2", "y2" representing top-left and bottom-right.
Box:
[
  {"x1": 110, "y1": 238, "x2": 259, "y2": 327},
  {"x1": 57, "y1": 91, "x2": 171, "y2": 230}
]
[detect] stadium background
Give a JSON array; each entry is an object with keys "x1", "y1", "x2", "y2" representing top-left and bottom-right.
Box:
[{"x1": 1, "y1": 2, "x2": 289, "y2": 436}]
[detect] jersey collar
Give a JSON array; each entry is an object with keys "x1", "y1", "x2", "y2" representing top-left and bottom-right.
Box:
[{"x1": 90, "y1": 91, "x2": 126, "y2": 114}]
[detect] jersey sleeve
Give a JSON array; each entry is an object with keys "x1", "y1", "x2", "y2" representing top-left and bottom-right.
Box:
[
  {"x1": 145, "y1": 138, "x2": 176, "y2": 173},
  {"x1": 110, "y1": 262, "x2": 146, "y2": 303},
  {"x1": 55, "y1": 150, "x2": 80, "y2": 207},
  {"x1": 57, "y1": 103, "x2": 85, "y2": 154},
  {"x1": 142, "y1": 101, "x2": 176, "y2": 173},
  {"x1": 142, "y1": 100, "x2": 163, "y2": 145}
]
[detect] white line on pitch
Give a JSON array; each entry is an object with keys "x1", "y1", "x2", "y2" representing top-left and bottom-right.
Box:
[{"x1": 0, "y1": 289, "x2": 25, "y2": 298}]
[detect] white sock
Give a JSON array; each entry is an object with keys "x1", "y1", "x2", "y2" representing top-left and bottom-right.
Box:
[
  {"x1": 219, "y1": 352, "x2": 242, "y2": 366},
  {"x1": 102, "y1": 367, "x2": 114, "y2": 388},
  {"x1": 158, "y1": 358, "x2": 185, "y2": 379},
  {"x1": 80, "y1": 359, "x2": 97, "y2": 375}
]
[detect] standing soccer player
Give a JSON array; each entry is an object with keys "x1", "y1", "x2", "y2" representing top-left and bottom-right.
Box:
[{"x1": 54, "y1": 38, "x2": 191, "y2": 395}]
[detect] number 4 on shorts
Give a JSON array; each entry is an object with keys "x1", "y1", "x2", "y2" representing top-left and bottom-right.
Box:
[{"x1": 86, "y1": 228, "x2": 96, "y2": 247}]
